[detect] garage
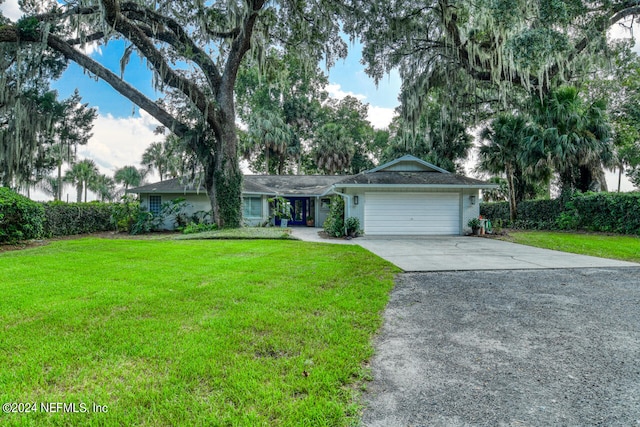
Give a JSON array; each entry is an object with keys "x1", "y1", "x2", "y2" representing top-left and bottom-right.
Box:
[{"x1": 364, "y1": 192, "x2": 460, "y2": 235}]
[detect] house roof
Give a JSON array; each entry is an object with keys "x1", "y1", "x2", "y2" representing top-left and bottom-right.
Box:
[
  {"x1": 128, "y1": 178, "x2": 206, "y2": 194},
  {"x1": 128, "y1": 175, "x2": 351, "y2": 196},
  {"x1": 332, "y1": 171, "x2": 492, "y2": 188},
  {"x1": 367, "y1": 154, "x2": 451, "y2": 174},
  {"x1": 128, "y1": 155, "x2": 496, "y2": 196},
  {"x1": 244, "y1": 175, "x2": 349, "y2": 196}
]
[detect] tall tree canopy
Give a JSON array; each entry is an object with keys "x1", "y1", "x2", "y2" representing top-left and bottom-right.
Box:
[
  {"x1": 344, "y1": 0, "x2": 640, "y2": 125},
  {"x1": 1, "y1": 0, "x2": 346, "y2": 227}
]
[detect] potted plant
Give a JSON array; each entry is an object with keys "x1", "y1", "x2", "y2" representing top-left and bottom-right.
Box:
[
  {"x1": 269, "y1": 196, "x2": 292, "y2": 227},
  {"x1": 306, "y1": 216, "x2": 315, "y2": 227},
  {"x1": 468, "y1": 217, "x2": 481, "y2": 235}
]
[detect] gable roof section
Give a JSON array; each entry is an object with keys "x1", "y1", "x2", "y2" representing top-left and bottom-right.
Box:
[{"x1": 367, "y1": 154, "x2": 450, "y2": 174}]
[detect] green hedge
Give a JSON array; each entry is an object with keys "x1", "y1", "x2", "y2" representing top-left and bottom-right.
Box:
[
  {"x1": 481, "y1": 192, "x2": 640, "y2": 234},
  {"x1": 42, "y1": 202, "x2": 116, "y2": 237},
  {"x1": 571, "y1": 193, "x2": 640, "y2": 234},
  {"x1": 0, "y1": 187, "x2": 45, "y2": 243}
]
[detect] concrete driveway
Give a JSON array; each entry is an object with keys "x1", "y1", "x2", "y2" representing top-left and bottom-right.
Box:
[
  {"x1": 356, "y1": 236, "x2": 640, "y2": 271},
  {"x1": 289, "y1": 228, "x2": 639, "y2": 271}
]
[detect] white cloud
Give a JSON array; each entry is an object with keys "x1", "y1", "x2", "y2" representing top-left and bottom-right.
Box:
[
  {"x1": 79, "y1": 110, "x2": 160, "y2": 176},
  {"x1": 367, "y1": 105, "x2": 396, "y2": 129},
  {"x1": 0, "y1": 0, "x2": 23, "y2": 21},
  {"x1": 326, "y1": 83, "x2": 367, "y2": 101}
]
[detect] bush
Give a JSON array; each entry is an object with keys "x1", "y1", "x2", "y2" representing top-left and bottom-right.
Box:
[
  {"x1": 110, "y1": 196, "x2": 142, "y2": 233},
  {"x1": 183, "y1": 222, "x2": 218, "y2": 234},
  {"x1": 480, "y1": 192, "x2": 640, "y2": 235},
  {"x1": 345, "y1": 216, "x2": 361, "y2": 236},
  {"x1": 43, "y1": 201, "x2": 114, "y2": 237},
  {"x1": 0, "y1": 187, "x2": 45, "y2": 243},
  {"x1": 323, "y1": 195, "x2": 345, "y2": 237},
  {"x1": 571, "y1": 192, "x2": 640, "y2": 234}
]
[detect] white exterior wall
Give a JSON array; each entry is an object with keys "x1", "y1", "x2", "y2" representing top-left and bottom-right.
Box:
[
  {"x1": 461, "y1": 189, "x2": 481, "y2": 234},
  {"x1": 140, "y1": 193, "x2": 211, "y2": 230}
]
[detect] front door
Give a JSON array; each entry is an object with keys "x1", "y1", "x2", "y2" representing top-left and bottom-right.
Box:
[{"x1": 287, "y1": 197, "x2": 308, "y2": 226}]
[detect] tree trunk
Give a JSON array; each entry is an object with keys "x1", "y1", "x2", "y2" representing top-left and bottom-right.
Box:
[
  {"x1": 56, "y1": 163, "x2": 62, "y2": 201},
  {"x1": 506, "y1": 166, "x2": 517, "y2": 222},
  {"x1": 204, "y1": 117, "x2": 242, "y2": 229},
  {"x1": 618, "y1": 166, "x2": 623, "y2": 193},
  {"x1": 76, "y1": 184, "x2": 82, "y2": 203}
]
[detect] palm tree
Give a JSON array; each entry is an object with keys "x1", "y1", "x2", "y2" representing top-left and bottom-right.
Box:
[
  {"x1": 529, "y1": 86, "x2": 613, "y2": 196},
  {"x1": 114, "y1": 166, "x2": 144, "y2": 191},
  {"x1": 141, "y1": 142, "x2": 169, "y2": 181},
  {"x1": 478, "y1": 114, "x2": 529, "y2": 221},
  {"x1": 312, "y1": 123, "x2": 355, "y2": 174},
  {"x1": 64, "y1": 159, "x2": 99, "y2": 202},
  {"x1": 245, "y1": 110, "x2": 292, "y2": 174},
  {"x1": 38, "y1": 175, "x2": 64, "y2": 200},
  {"x1": 90, "y1": 174, "x2": 117, "y2": 202}
]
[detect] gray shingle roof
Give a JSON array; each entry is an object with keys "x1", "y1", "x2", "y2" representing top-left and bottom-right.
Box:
[{"x1": 334, "y1": 171, "x2": 492, "y2": 187}]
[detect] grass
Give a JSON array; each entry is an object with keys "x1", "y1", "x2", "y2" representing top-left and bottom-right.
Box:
[
  {"x1": 0, "y1": 238, "x2": 398, "y2": 426},
  {"x1": 177, "y1": 227, "x2": 294, "y2": 240},
  {"x1": 503, "y1": 231, "x2": 640, "y2": 263}
]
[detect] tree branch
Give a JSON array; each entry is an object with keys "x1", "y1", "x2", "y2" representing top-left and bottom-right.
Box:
[
  {"x1": 100, "y1": 0, "x2": 219, "y2": 136},
  {"x1": 119, "y1": 2, "x2": 223, "y2": 91}
]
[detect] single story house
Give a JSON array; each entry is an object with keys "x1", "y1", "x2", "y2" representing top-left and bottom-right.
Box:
[{"x1": 128, "y1": 155, "x2": 497, "y2": 235}]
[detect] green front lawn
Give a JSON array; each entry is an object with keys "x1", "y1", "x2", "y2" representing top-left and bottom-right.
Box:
[
  {"x1": 0, "y1": 239, "x2": 398, "y2": 426},
  {"x1": 503, "y1": 231, "x2": 640, "y2": 263}
]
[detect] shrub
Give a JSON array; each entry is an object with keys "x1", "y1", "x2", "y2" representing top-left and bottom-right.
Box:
[
  {"x1": 110, "y1": 196, "x2": 142, "y2": 233},
  {"x1": 345, "y1": 216, "x2": 361, "y2": 236},
  {"x1": 183, "y1": 222, "x2": 218, "y2": 234},
  {"x1": 0, "y1": 187, "x2": 45, "y2": 243},
  {"x1": 480, "y1": 192, "x2": 640, "y2": 235},
  {"x1": 43, "y1": 201, "x2": 114, "y2": 237},
  {"x1": 323, "y1": 195, "x2": 345, "y2": 237}
]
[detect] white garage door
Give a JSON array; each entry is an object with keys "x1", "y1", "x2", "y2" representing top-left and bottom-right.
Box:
[{"x1": 364, "y1": 192, "x2": 460, "y2": 235}]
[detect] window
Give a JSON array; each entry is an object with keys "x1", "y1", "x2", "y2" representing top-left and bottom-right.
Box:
[
  {"x1": 149, "y1": 195, "x2": 162, "y2": 216},
  {"x1": 243, "y1": 197, "x2": 262, "y2": 218}
]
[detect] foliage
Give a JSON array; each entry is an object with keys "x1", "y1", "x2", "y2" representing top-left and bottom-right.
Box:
[
  {"x1": 178, "y1": 227, "x2": 293, "y2": 240},
  {"x1": 478, "y1": 113, "x2": 530, "y2": 220},
  {"x1": 344, "y1": 0, "x2": 637, "y2": 133},
  {"x1": 268, "y1": 196, "x2": 293, "y2": 221},
  {"x1": 382, "y1": 96, "x2": 472, "y2": 172},
  {"x1": 0, "y1": 27, "x2": 66, "y2": 190},
  {"x1": 0, "y1": 239, "x2": 398, "y2": 426},
  {"x1": 312, "y1": 123, "x2": 355, "y2": 174},
  {"x1": 481, "y1": 193, "x2": 640, "y2": 234},
  {"x1": 467, "y1": 218, "x2": 481, "y2": 229},
  {"x1": 64, "y1": 159, "x2": 99, "y2": 203},
  {"x1": 114, "y1": 166, "x2": 145, "y2": 191},
  {"x1": 345, "y1": 216, "x2": 361, "y2": 236},
  {"x1": 1, "y1": 0, "x2": 348, "y2": 228},
  {"x1": 110, "y1": 196, "x2": 142, "y2": 233},
  {"x1": 182, "y1": 222, "x2": 218, "y2": 234},
  {"x1": 528, "y1": 86, "x2": 613, "y2": 196},
  {"x1": 158, "y1": 198, "x2": 191, "y2": 231},
  {"x1": 42, "y1": 202, "x2": 114, "y2": 237},
  {"x1": 0, "y1": 187, "x2": 45, "y2": 243},
  {"x1": 570, "y1": 192, "x2": 640, "y2": 234},
  {"x1": 323, "y1": 195, "x2": 345, "y2": 237}
]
